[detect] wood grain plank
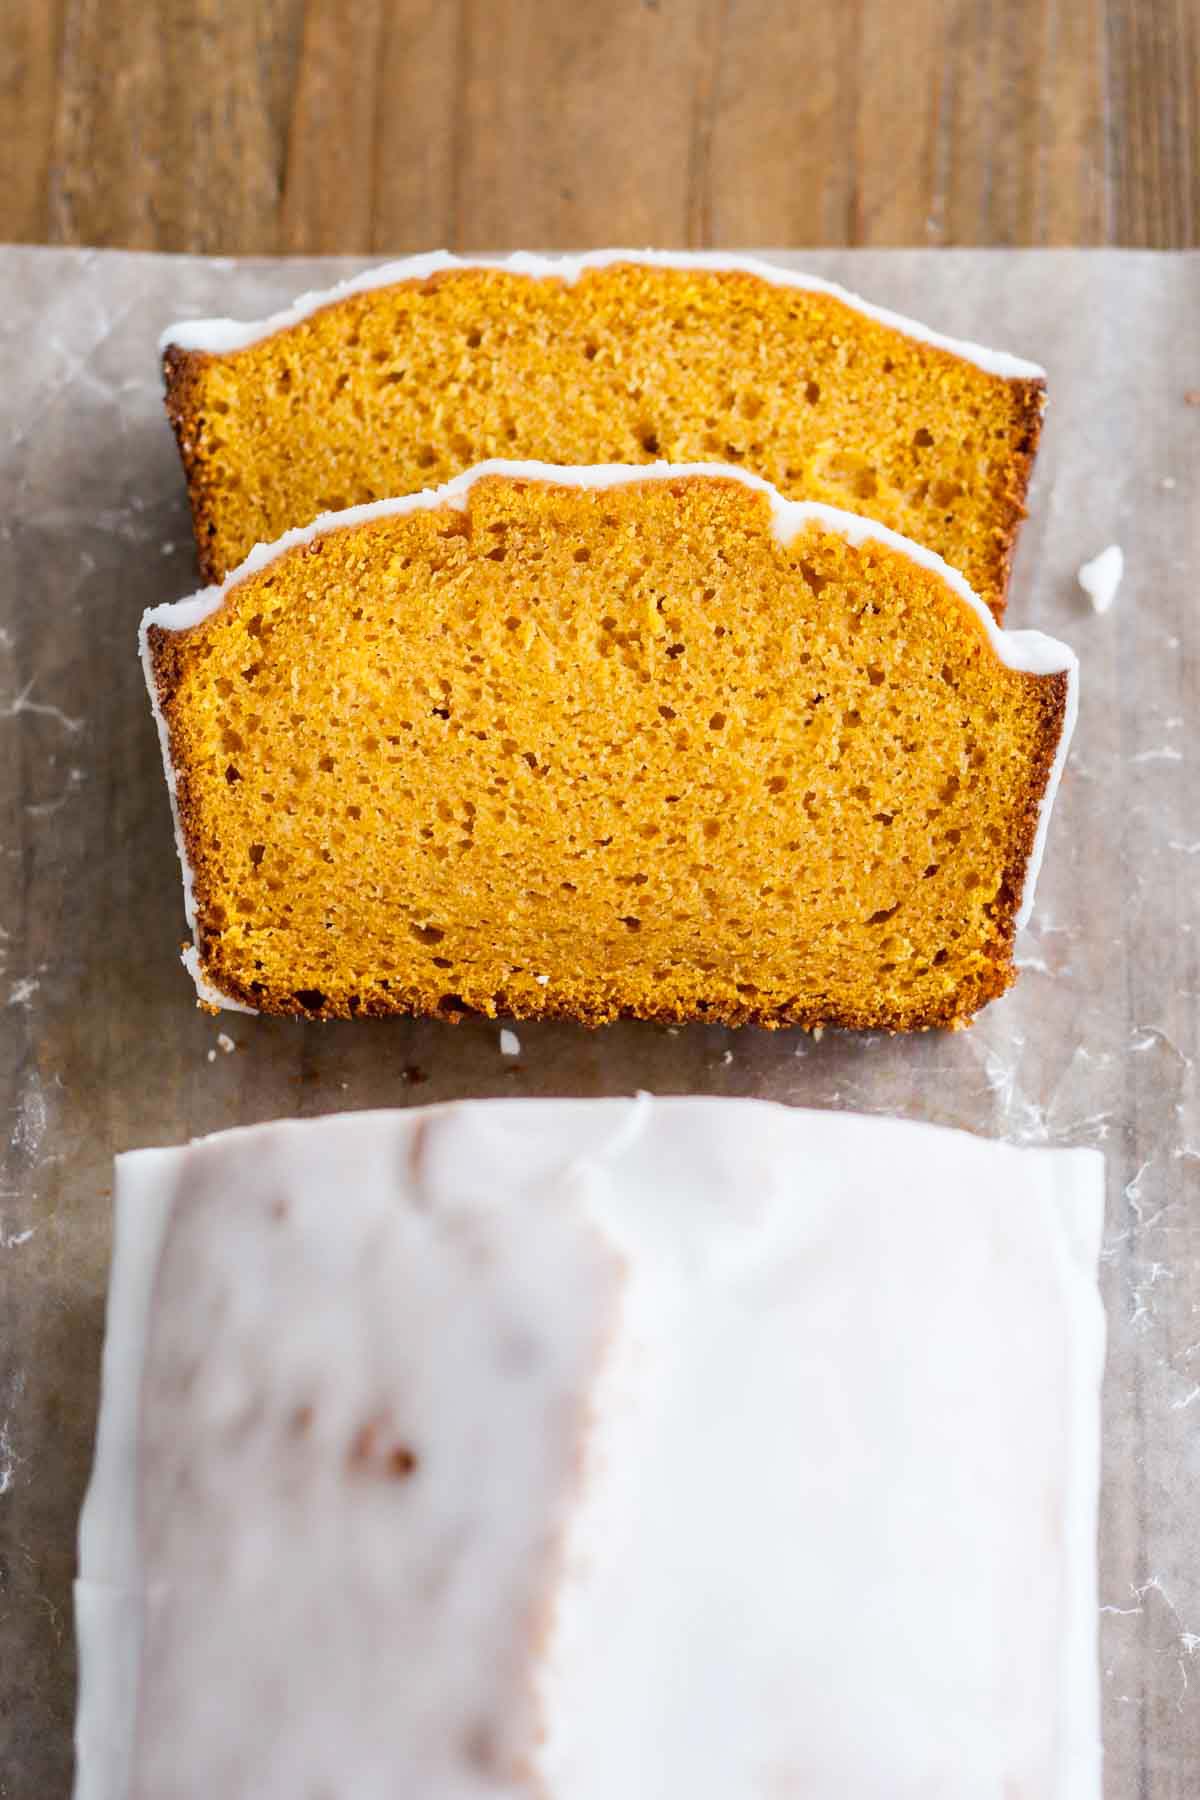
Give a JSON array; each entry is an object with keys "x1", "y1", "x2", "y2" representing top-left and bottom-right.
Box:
[
  {"x1": 277, "y1": 0, "x2": 389, "y2": 255},
  {"x1": 704, "y1": 0, "x2": 1120, "y2": 248},
  {"x1": 48, "y1": 0, "x2": 306, "y2": 253},
  {"x1": 0, "y1": 0, "x2": 66, "y2": 244},
  {"x1": 702, "y1": 0, "x2": 862, "y2": 246},
  {"x1": 4, "y1": 3, "x2": 1199, "y2": 298},
  {"x1": 934, "y1": 0, "x2": 1034, "y2": 245},
  {"x1": 449, "y1": 0, "x2": 707, "y2": 249},
  {"x1": 279, "y1": 0, "x2": 459, "y2": 253},
  {"x1": 1105, "y1": 0, "x2": 1199, "y2": 248},
  {"x1": 367, "y1": 0, "x2": 461, "y2": 254},
  {"x1": 852, "y1": 0, "x2": 949, "y2": 246},
  {"x1": 1029, "y1": 0, "x2": 1109, "y2": 243}
]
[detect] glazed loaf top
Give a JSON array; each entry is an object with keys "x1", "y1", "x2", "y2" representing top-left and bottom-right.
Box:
[{"x1": 76, "y1": 1097, "x2": 1104, "y2": 1800}]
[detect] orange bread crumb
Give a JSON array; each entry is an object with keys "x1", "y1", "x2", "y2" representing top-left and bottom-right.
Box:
[
  {"x1": 163, "y1": 257, "x2": 1044, "y2": 617},
  {"x1": 143, "y1": 467, "x2": 1072, "y2": 1031}
]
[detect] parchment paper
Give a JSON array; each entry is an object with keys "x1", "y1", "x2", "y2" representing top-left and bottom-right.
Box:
[{"x1": 0, "y1": 248, "x2": 1196, "y2": 1798}]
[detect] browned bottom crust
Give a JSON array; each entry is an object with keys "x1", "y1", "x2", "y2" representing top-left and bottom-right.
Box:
[
  {"x1": 163, "y1": 344, "x2": 225, "y2": 585},
  {"x1": 190, "y1": 968, "x2": 1013, "y2": 1032}
]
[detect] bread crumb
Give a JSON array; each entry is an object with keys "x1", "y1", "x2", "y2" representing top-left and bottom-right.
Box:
[
  {"x1": 1185, "y1": 390, "x2": 1200, "y2": 407},
  {"x1": 499, "y1": 1028, "x2": 521, "y2": 1057},
  {"x1": 721, "y1": 1048, "x2": 734, "y2": 1065},
  {"x1": 217, "y1": 1032, "x2": 236, "y2": 1055},
  {"x1": 206, "y1": 1048, "x2": 216, "y2": 1063},
  {"x1": 1077, "y1": 544, "x2": 1124, "y2": 615}
]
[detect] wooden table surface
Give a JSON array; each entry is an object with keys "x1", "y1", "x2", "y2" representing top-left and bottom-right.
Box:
[{"x1": 4, "y1": 0, "x2": 1197, "y2": 254}]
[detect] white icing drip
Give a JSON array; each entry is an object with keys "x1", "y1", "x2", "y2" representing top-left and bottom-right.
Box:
[
  {"x1": 74, "y1": 1100, "x2": 1105, "y2": 1800},
  {"x1": 1042, "y1": 1145, "x2": 1108, "y2": 1800},
  {"x1": 141, "y1": 461, "x2": 1077, "y2": 1007},
  {"x1": 160, "y1": 249, "x2": 1046, "y2": 381},
  {"x1": 137, "y1": 621, "x2": 255, "y2": 1013},
  {"x1": 1017, "y1": 626, "x2": 1079, "y2": 932},
  {"x1": 74, "y1": 1147, "x2": 178, "y2": 1800}
]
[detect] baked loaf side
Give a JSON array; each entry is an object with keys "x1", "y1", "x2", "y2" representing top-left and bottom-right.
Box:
[
  {"x1": 141, "y1": 464, "x2": 1075, "y2": 1031},
  {"x1": 75, "y1": 1099, "x2": 1106, "y2": 1800},
  {"x1": 162, "y1": 252, "x2": 1044, "y2": 616}
]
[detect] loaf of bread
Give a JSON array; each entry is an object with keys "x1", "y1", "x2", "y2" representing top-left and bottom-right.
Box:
[
  {"x1": 141, "y1": 462, "x2": 1076, "y2": 1030},
  {"x1": 161, "y1": 251, "x2": 1044, "y2": 617},
  {"x1": 74, "y1": 1099, "x2": 1104, "y2": 1800}
]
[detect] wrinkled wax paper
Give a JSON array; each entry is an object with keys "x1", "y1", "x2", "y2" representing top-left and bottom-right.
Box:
[{"x1": 0, "y1": 248, "x2": 1197, "y2": 1797}]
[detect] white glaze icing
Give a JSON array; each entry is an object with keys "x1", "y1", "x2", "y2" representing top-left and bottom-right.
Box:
[
  {"x1": 141, "y1": 460, "x2": 1077, "y2": 1008},
  {"x1": 1078, "y1": 544, "x2": 1124, "y2": 615},
  {"x1": 74, "y1": 1148, "x2": 177, "y2": 1800},
  {"x1": 160, "y1": 249, "x2": 1046, "y2": 381},
  {"x1": 74, "y1": 1099, "x2": 1104, "y2": 1800},
  {"x1": 138, "y1": 622, "x2": 254, "y2": 1013}
]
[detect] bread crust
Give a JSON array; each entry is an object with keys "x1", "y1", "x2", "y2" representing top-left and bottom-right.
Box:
[
  {"x1": 991, "y1": 376, "x2": 1045, "y2": 608},
  {"x1": 163, "y1": 345, "x2": 225, "y2": 586}
]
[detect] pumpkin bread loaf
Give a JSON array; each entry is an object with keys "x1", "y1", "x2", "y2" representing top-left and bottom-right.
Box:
[
  {"x1": 162, "y1": 252, "x2": 1044, "y2": 618},
  {"x1": 141, "y1": 463, "x2": 1075, "y2": 1031},
  {"x1": 75, "y1": 1102, "x2": 1104, "y2": 1800}
]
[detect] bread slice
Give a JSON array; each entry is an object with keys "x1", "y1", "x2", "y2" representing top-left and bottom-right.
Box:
[
  {"x1": 140, "y1": 462, "x2": 1076, "y2": 1031},
  {"x1": 161, "y1": 251, "x2": 1045, "y2": 617}
]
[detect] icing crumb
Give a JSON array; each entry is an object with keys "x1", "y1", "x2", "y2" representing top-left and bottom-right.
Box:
[
  {"x1": 206, "y1": 1049, "x2": 216, "y2": 1063},
  {"x1": 499, "y1": 1028, "x2": 521, "y2": 1057},
  {"x1": 217, "y1": 1032, "x2": 236, "y2": 1054},
  {"x1": 535, "y1": 974, "x2": 550, "y2": 986},
  {"x1": 1077, "y1": 545, "x2": 1124, "y2": 615},
  {"x1": 721, "y1": 1048, "x2": 734, "y2": 1065}
]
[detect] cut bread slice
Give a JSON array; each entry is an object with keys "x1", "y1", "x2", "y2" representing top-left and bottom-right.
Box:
[
  {"x1": 162, "y1": 250, "x2": 1044, "y2": 617},
  {"x1": 140, "y1": 462, "x2": 1076, "y2": 1031}
]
